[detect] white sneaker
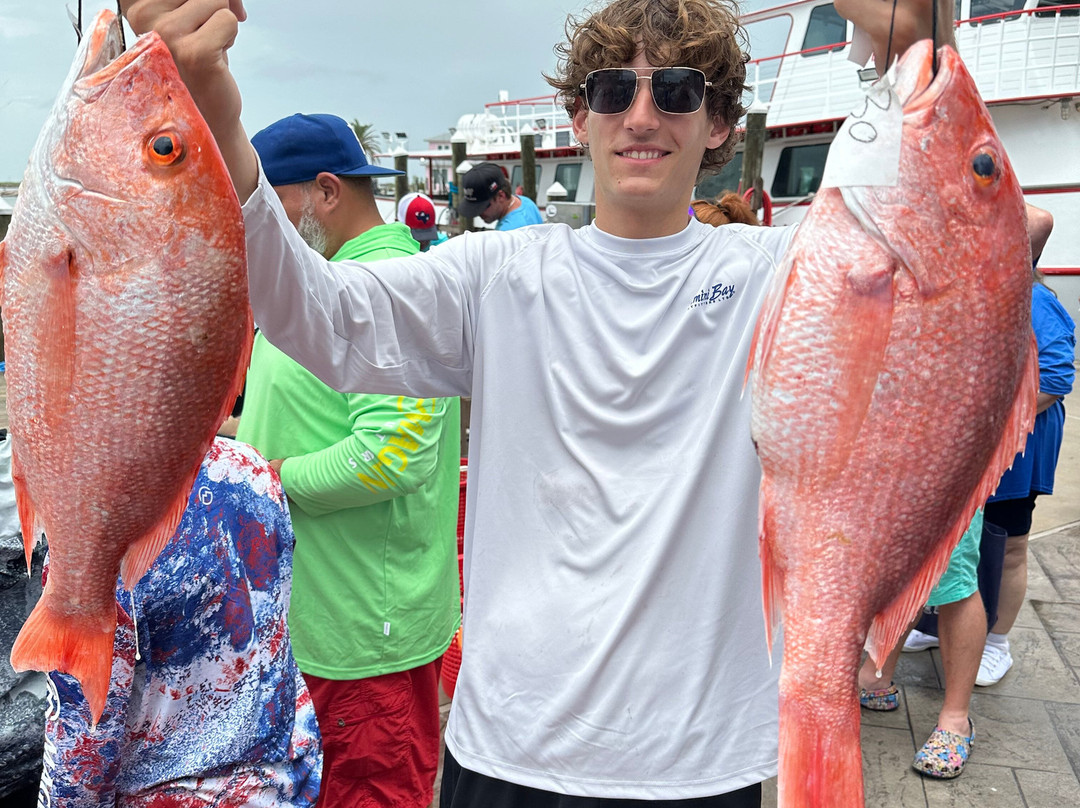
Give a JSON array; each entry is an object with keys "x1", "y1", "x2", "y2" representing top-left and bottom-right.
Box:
[
  {"x1": 975, "y1": 641, "x2": 1013, "y2": 686},
  {"x1": 903, "y1": 629, "x2": 940, "y2": 653}
]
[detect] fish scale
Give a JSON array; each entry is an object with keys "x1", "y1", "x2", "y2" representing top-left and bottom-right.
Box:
[
  {"x1": 749, "y1": 42, "x2": 1037, "y2": 807},
  {"x1": 0, "y1": 9, "x2": 251, "y2": 726}
]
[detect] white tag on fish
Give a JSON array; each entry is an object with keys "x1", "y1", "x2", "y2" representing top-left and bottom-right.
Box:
[
  {"x1": 819, "y1": 70, "x2": 903, "y2": 189},
  {"x1": 848, "y1": 25, "x2": 873, "y2": 67}
]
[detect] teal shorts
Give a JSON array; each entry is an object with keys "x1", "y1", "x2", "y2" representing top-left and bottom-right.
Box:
[{"x1": 926, "y1": 509, "x2": 983, "y2": 608}]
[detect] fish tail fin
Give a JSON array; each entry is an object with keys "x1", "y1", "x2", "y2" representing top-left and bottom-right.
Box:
[
  {"x1": 759, "y1": 481, "x2": 783, "y2": 664},
  {"x1": 9, "y1": 596, "x2": 115, "y2": 726},
  {"x1": 777, "y1": 689, "x2": 864, "y2": 808}
]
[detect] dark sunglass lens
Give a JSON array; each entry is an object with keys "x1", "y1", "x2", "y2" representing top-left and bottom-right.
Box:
[
  {"x1": 652, "y1": 68, "x2": 706, "y2": 114},
  {"x1": 587, "y1": 70, "x2": 637, "y2": 114}
]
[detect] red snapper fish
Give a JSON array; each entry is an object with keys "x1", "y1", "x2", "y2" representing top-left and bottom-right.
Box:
[
  {"x1": 748, "y1": 42, "x2": 1037, "y2": 806},
  {"x1": 0, "y1": 10, "x2": 251, "y2": 724}
]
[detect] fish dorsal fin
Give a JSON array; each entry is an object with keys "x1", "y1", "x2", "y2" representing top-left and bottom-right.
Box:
[
  {"x1": 746, "y1": 249, "x2": 796, "y2": 391},
  {"x1": 758, "y1": 477, "x2": 783, "y2": 663},
  {"x1": 9, "y1": 444, "x2": 42, "y2": 574},
  {"x1": 0, "y1": 239, "x2": 6, "y2": 285},
  {"x1": 866, "y1": 332, "x2": 1039, "y2": 666}
]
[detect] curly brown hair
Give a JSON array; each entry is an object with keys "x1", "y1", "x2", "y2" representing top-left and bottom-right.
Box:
[
  {"x1": 691, "y1": 192, "x2": 760, "y2": 226},
  {"x1": 545, "y1": 0, "x2": 749, "y2": 175}
]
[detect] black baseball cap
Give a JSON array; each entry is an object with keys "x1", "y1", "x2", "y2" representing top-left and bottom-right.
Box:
[{"x1": 458, "y1": 163, "x2": 507, "y2": 218}]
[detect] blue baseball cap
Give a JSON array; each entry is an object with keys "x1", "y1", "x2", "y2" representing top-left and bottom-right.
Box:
[{"x1": 251, "y1": 113, "x2": 404, "y2": 186}]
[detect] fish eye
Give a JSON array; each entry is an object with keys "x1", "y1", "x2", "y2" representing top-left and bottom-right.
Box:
[
  {"x1": 146, "y1": 130, "x2": 185, "y2": 167},
  {"x1": 971, "y1": 151, "x2": 997, "y2": 186}
]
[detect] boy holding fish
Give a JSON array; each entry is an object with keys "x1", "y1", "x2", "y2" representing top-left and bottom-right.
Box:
[{"x1": 119, "y1": 1, "x2": 961, "y2": 806}]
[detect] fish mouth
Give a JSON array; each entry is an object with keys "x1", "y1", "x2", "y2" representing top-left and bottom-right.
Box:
[
  {"x1": 890, "y1": 41, "x2": 959, "y2": 113},
  {"x1": 74, "y1": 9, "x2": 167, "y2": 94},
  {"x1": 77, "y1": 10, "x2": 125, "y2": 81}
]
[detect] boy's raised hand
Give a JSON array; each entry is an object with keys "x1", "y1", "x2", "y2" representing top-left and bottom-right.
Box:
[{"x1": 120, "y1": 0, "x2": 258, "y2": 200}]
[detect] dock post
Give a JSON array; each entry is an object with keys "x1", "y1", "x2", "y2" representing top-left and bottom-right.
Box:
[
  {"x1": 740, "y1": 108, "x2": 768, "y2": 214},
  {"x1": 520, "y1": 126, "x2": 537, "y2": 202},
  {"x1": 394, "y1": 149, "x2": 408, "y2": 207},
  {"x1": 451, "y1": 132, "x2": 470, "y2": 235}
]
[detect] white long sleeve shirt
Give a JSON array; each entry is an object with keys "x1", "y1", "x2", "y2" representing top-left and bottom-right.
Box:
[{"x1": 243, "y1": 172, "x2": 795, "y2": 799}]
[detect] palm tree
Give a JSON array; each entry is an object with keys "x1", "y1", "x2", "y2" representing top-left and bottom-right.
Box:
[{"x1": 349, "y1": 120, "x2": 383, "y2": 164}]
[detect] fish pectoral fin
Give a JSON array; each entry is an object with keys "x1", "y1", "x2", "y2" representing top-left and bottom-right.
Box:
[
  {"x1": 9, "y1": 596, "x2": 116, "y2": 726},
  {"x1": 816, "y1": 262, "x2": 895, "y2": 478}
]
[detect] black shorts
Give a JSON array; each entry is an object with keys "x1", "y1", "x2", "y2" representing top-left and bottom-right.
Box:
[
  {"x1": 439, "y1": 749, "x2": 762, "y2": 808},
  {"x1": 984, "y1": 494, "x2": 1039, "y2": 538}
]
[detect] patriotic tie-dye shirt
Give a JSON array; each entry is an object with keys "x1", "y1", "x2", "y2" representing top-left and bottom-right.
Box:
[{"x1": 39, "y1": 438, "x2": 322, "y2": 807}]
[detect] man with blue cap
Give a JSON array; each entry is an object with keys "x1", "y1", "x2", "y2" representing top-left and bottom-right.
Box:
[{"x1": 235, "y1": 113, "x2": 462, "y2": 808}]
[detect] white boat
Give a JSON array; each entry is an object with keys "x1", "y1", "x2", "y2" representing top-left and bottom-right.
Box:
[{"x1": 376, "y1": 0, "x2": 1080, "y2": 330}]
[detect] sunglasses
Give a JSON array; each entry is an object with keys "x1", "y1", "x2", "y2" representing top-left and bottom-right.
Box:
[{"x1": 580, "y1": 67, "x2": 712, "y2": 115}]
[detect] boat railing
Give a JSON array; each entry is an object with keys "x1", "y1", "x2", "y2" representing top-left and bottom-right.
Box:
[
  {"x1": 459, "y1": 95, "x2": 577, "y2": 153},
  {"x1": 746, "y1": 4, "x2": 1080, "y2": 127}
]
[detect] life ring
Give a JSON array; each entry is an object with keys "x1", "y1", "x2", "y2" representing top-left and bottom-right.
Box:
[{"x1": 742, "y1": 187, "x2": 773, "y2": 227}]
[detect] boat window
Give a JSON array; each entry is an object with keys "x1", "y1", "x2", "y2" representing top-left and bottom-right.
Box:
[
  {"x1": 554, "y1": 164, "x2": 582, "y2": 202},
  {"x1": 695, "y1": 154, "x2": 744, "y2": 201},
  {"x1": 770, "y1": 144, "x2": 830, "y2": 198},
  {"x1": 556, "y1": 130, "x2": 572, "y2": 148},
  {"x1": 802, "y1": 4, "x2": 847, "y2": 55},
  {"x1": 510, "y1": 165, "x2": 542, "y2": 195},
  {"x1": 1034, "y1": 0, "x2": 1079, "y2": 17},
  {"x1": 968, "y1": 0, "x2": 1026, "y2": 22}
]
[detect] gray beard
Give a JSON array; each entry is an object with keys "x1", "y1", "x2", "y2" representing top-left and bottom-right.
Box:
[{"x1": 298, "y1": 197, "x2": 329, "y2": 255}]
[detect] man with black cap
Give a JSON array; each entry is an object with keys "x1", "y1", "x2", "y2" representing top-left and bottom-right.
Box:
[
  {"x1": 458, "y1": 162, "x2": 543, "y2": 230},
  {"x1": 234, "y1": 113, "x2": 462, "y2": 808}
]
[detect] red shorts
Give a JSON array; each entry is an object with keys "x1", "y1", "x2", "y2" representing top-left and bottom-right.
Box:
[{"x1": 303, "y1": 658, "x2": 442, "y2": 808}]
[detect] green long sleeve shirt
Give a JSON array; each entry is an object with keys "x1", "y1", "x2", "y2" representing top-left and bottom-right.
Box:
[{"x1": 235, "y1": 223, "x2": 461, "y2": 678}]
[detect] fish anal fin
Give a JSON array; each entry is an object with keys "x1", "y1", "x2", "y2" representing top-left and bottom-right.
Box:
[
  {"x1": 865, "y1": 523, "x2": 959, "y2": 669},
  {"x1": 9, "y1": 596, "x2": 115, "y2": 727},
  {"x1": 758, "y1": 479, "x2": 783, "y2": 664},
  {"x1": 119, "y1": 484, "x2": 191, "y2": 590},
  {"x1": 119, "y1": 459, "x2": 203, "y2": 591}
]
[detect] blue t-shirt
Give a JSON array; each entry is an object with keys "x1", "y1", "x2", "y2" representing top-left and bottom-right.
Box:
[
  {"x1": 990, "y1": 283, "x2": 1076, "y2": 501},
  {"x1": 497, "y1": 195, "x2": 544, "y2": 230}
]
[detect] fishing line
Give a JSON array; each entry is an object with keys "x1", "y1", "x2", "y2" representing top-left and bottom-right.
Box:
[
  {"x1": 130, "y1": 590, "x2": 142, "y2": 662},
  {"x1": 884, "y1": 0, "x2": 899, "y2": 73},
  {"x1": 931, "y1": 0, "x2": 939, "y2": 77}
]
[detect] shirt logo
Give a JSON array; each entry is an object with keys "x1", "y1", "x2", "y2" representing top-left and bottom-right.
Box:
[{"x1": 689, "y1": 282, "x2": 737, "y2": 309}]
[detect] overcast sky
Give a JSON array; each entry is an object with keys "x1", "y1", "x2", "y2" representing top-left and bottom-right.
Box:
[{"x1": 0, "y1": 0, "x2": 774, "y2": 183}]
